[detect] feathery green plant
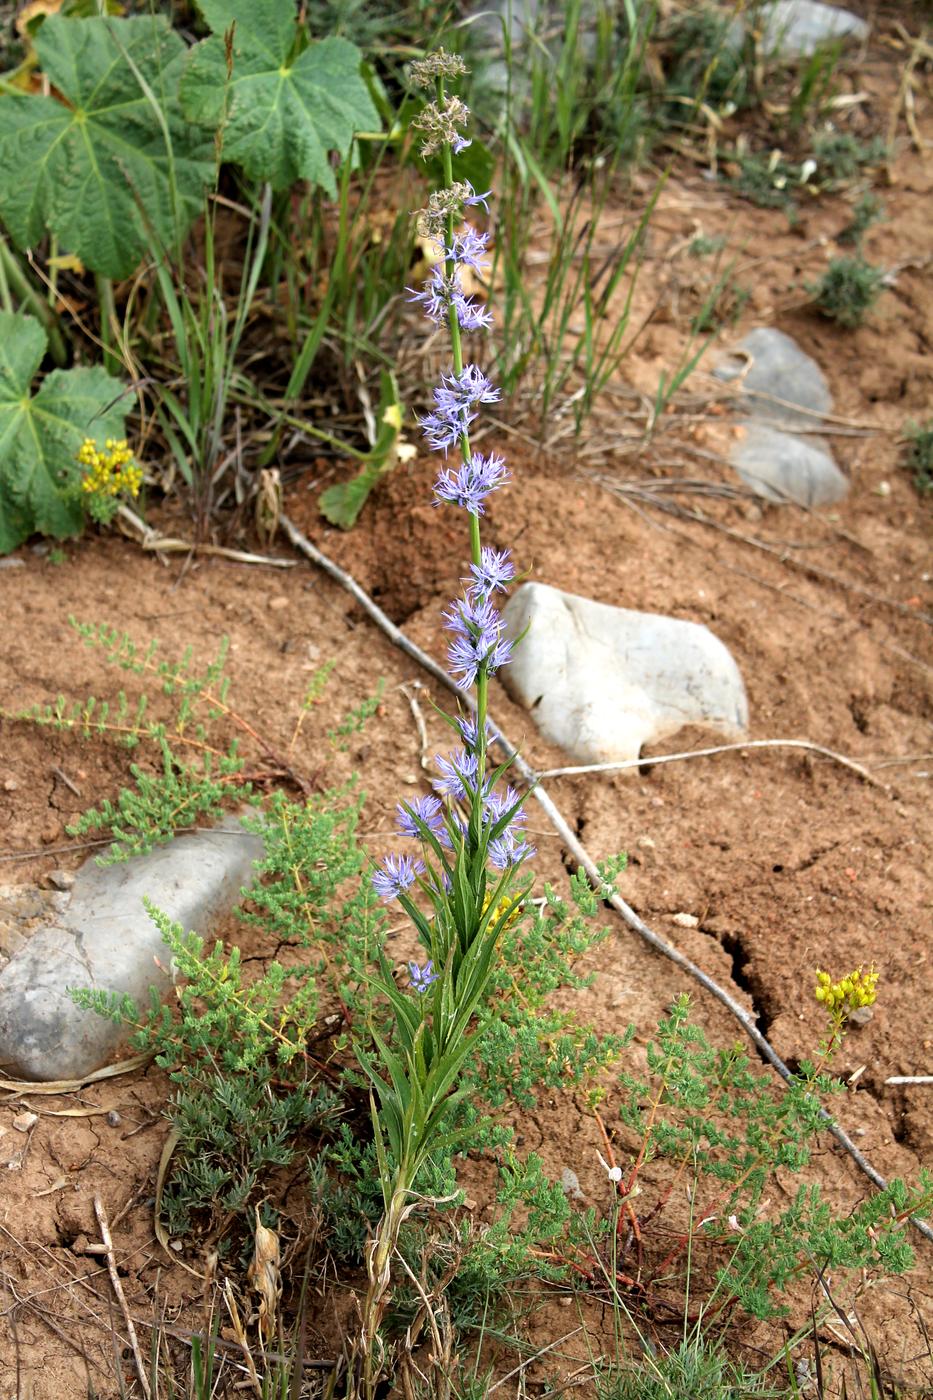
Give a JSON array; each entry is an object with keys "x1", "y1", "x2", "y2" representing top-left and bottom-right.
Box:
[{"x1": 807, "y1": 253, "x2": 885, "y2": 328}]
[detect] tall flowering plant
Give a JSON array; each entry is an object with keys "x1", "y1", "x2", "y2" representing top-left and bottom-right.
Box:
[{"x1": 352, "y1": 51, "x2": 534, "y2": 1392}]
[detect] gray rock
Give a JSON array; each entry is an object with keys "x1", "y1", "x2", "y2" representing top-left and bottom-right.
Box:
[
  {"x1": 0, "y1": 822, "x2": 263, "y2": 1081},
  {"x1": 727, "y1": 1, "x2": 868, "y2": 59},
  {"x1": 0, "y1": 884, "x2": 69, "y2": 970},
  {"x1": 467, "y1": 0, "x2": 599, "y2": 102},
  {"x1": 715, "y1": 327, "x2": 832, "y2": 428},
  {"x1": 733, "y1": 423, "x2": 849, "y2": 506},
  {"x1": 716, "y1": 328, "x2": 848, "y2": 506},
  {"x1": 501, "y1": 582, "x2": 748, "y2": 765}
]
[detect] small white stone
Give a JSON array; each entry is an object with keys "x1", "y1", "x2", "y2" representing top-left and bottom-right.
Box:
[
  {"x1": 43, "y1": 870, "x2": 75, "y2": 892},
  {"x1": 561, "y1": 1167, "x2": 585, "y2": 1201},
  {"x1": 672, "y1": 912, "x2": 699, "y2": 928},
  {"x1": 12, "y1": 1112, "x2": 37, "y2": 1133}
]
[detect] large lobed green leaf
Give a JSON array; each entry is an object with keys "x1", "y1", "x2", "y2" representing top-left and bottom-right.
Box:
[
  {"x1": 0, "y1": 14, "x2": 214, "y2": 278},
  {"x1": 0, "y1": 312, "x2": 129, "y2": 554},
  {"x1": 180, "y1": 1, "x2": 379, "y2": 194}
]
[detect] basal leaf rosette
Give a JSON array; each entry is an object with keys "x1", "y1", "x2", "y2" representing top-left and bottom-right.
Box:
[
  {"x1": 0, "y1": 15, "x2": 214, "y2": 278},
  {"x1": 180, "y1": 1, "x2": 379, "y2": 194},
  {"x1": 0, "y1": 313, "x2": 129, "y2": 553}
]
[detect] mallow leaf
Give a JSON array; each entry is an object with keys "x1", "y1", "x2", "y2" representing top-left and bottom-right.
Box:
[
  {"x1": 0, "y1": 312, "x2": 129, "y2": 554},
  {"x1": 0, "y1": 14, "x2": 214, "y2": 278},
  {"x1": 181, "y1": 2, "x2": 379, "y2": 194}
]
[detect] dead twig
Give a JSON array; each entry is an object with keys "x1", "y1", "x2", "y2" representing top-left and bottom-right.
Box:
[
  {"x1": 116, "y1": 504, "x2": 295, "y2": 568},
  {"x1": 279, "y1": 510, "x2": 933, "y2": 1249},
  {"x1": 94, "y1": 1194, "x2": 152, "y2": 1400},
  {"x1": 534, "y1": 738, "x2": 887, "y2": 790},
  {"x1": 399, "y1": 681, "x2": 432, "y2": 774}
]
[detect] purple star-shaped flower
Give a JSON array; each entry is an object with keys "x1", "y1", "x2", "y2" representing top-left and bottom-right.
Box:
[
  {"x1": 434, "y1": 452, "x2": 510, "y2": 513},
  {"x1": 432, "y1": 748, "x2": 478, "y2": 800},
  {"x1": 446, "y1": 226, "x2": 489, "y2": 273},
  {"x1": 469, "y1": 546, "x2": 515, "y2": 597},
  {"x1": 489, "y1": 830, "x2": 535, "y2": 870},
  {"x1": 396, "y1": 794, "x2": 452, "y2": 848},
  {"x1": 409, "y1": 960, "x2": 439, "y2": 993},
  {"x1": 463, "y1": 183, "x2": 491, "y2": 213},
  {"x1": 371, "y1": 853, "x2": 425, "y2": 903}
]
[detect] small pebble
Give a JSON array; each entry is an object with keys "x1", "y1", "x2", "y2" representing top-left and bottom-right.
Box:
[
  {"x1": 848, "y1": 1006, "x2": 874, "y2": 1028},
  {"x1": 268, "y1": 596, "x2": 289, "y2": 610},
  {"x1": 12, "y1": 1111, "x2": 38, "y2": 1133},
  {"x1": 43, "y1": 870, "x2": 75, "y2": 892},
  {"x1": 561, "y1": 1167, "x2": 585, "y2": 1202},
  {"x1": 106, "y1": 1110, "x2": 121, "y2": 1128},
  {"x1": 672, "y1": 912, "x2": 699, "y2": 928},
  {"x1": 2, "y1": 778, "x2": 18, "y2": 792}
]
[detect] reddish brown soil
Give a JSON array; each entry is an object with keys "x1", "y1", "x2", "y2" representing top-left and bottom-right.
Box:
[{"x1": 1, "y1": 9, "x2": 931, "y2": 1397}]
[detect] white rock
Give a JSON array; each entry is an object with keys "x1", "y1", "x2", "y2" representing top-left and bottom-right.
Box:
[
  {"x1": 727, "y1": 1, "x2": 868, "y2": 59},
  {"x1": 0, "y1": 821, "x2": 263, "y2": 1082},
  {"x1": 501, "y1": 583, "x2": 748, "y2": 765}
]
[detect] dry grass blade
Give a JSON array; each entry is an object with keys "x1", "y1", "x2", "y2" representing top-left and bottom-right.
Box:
[
  {"x1": 0, "y1": 1052, "x2": 153, "y2": 1098},
  {"x1": 94, "y1": 1194, "x2": 151, "y2": 1400},
  {"x1": 248, "y1": 1208, "x2": 282, "y2": 1343},
  {"x1": 153, "y1": 1126, "x2": 207, "y2": 1279},
  {"x1": 534, "y1": 738, "x2": 887, "y2": 789}
]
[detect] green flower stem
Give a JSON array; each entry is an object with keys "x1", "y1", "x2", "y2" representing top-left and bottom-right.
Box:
[
  {"x1": 96, "y1": 274, "x2": 120, "y2": 377},
  {"x1": 437, "y1": 74, "x2": 490, "y2": 782}
]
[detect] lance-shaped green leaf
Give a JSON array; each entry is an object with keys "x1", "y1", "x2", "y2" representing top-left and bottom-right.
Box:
[
  {"x1": 0, "y1": 312, "x2": 129, "y2": 554},
  {"x1": 319, "y1": 372, "x2": 413, "y2": 529},
  {"x1": 180, "y1": 2, "x2": 379, "y2": 194},
  {"x1": 0, "y1": 15, "x2": 214, "y2": 278}
]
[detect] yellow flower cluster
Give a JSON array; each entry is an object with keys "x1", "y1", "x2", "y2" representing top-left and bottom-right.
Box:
[
  {"x1": 483, "y1": 890, "x2": 523, "y2": 934},
  {"x1": 77, "y1": 438, "x2": 142, "y2": 499},
  {"x1": 814, "y1": 964, "x2": 879, "y2": 1015}
]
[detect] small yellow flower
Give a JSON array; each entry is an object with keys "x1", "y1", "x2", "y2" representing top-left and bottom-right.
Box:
[
  {"x1": 483, "y1": 889, "x2": 523, "y2": 934},
  {"x1": 77, "y1": 437, "x2": 142, "y2": 500},
  {"x1": 814, "y1": 963, "x2": 879, "y2": 1020}
]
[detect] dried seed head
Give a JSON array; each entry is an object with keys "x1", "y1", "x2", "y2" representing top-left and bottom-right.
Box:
[
  {"x1": 409, "y1": 50, "x2": 468, "y2": 88},
  {"x1": 416, "y1": 183, "x2": 475, "y2": 241},
  {"x1": 414, "y1": 96, "x2": 470, "y2": 158}
]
